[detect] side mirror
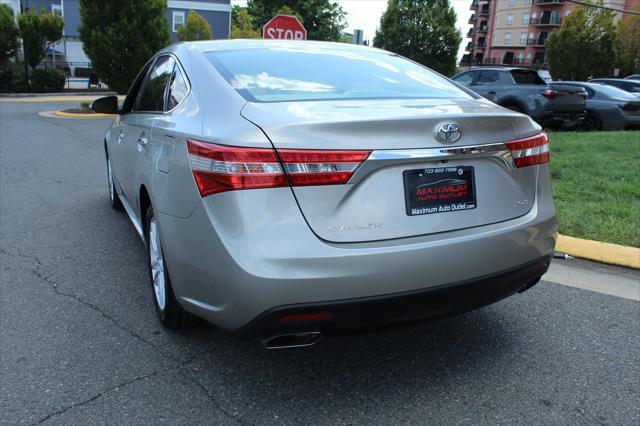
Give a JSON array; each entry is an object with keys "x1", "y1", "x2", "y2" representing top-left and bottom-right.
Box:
[{"x1": 91, "y1": 96, "x2": 119, "y2": 114}]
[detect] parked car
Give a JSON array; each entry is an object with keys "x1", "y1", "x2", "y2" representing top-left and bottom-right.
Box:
[
  {"x1": 93, "y1": 41, "x2": 557, "y2": 348},
  {"x1": 588, "y1": 78, "x2": 640, "y2": 97},
  {"x1": 452, "y1": 67, "x2": 587, "y2": 128},
  {"x1": 556, "y1": 82, "x2": 640, "y2": 130},
  {"x1": 625, "y1": 74, "x2": 640, "y2": 81}
]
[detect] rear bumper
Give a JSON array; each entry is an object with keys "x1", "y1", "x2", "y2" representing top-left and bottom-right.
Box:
[
  {"x1": 157, "y1": 166, "x2": 558, "y2": 332},
  {"x1": 238, "y1": 255, "x2": 551, "y2": 338}
]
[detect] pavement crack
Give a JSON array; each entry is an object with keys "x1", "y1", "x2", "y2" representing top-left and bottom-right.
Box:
[
  {"x1": 176, "y1": 367, "x2": 254, "y2": 426},
  {"x1": 34, "y1": 370, "x2": 161, "y2": 425}
]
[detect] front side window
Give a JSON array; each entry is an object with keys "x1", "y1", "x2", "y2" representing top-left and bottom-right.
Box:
[
  {"x1": 135, "y1": 56, "x2": 176, "y2": 112},
  {"x1": 206, "y1": 47, "x2": 475, "y2": 103},
  {"x1": 51, "y1": 4, "x2": 62, "y2": 16},
  {"x1": 452, "y1": 72, "x2": 475, "y2": 87},
  {"x1": 173, "y1": 11, "x2": 185, "y2": 32}
]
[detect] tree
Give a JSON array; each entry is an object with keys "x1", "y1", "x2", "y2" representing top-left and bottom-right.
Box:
[
  {"x1": 231, "y1": 8, "x2": 260, "y2": 39},
  {"x1": 78, "y1": 0, "x2": 170, "y2": 94},
  {"x1": 17, "y1": 10, "x2": 63, "y2": 69},
  {"x1": 246, "y1": 0, "x2": 346, "y2": 41},
  {"x1": 545, "y1": 5, "x2": 618, "y2": 80},
  {"x1": 617, "y1": 11, "x2": 640, "y2": 76},
  {"x1": 177, "y1": 10, "x2": 212, "y2": 41},
  {"x1": 373, "y1": 0, "x2": 461, "y2": 76},
  {"x1": 0, "y1": 4, "x2": 20, "y2": 65}
]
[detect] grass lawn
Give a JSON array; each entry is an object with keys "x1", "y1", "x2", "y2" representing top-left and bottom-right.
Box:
[{"x1": 548, "y1": 131, "x2": 640, "y2": 248}]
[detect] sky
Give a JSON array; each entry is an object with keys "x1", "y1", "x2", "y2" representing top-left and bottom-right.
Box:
[{"x1": 231, "y1": 1, "x2": 473, "y2": 59}]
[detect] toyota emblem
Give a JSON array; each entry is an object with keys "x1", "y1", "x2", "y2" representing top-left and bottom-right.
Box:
[{"x1": 435, "y1": 122, "x2": 461, "y2": 144}]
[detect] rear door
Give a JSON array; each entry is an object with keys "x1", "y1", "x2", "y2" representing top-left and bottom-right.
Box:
[
  {"x1": 469, "y1": 70, "x2": 501, "y2": 102},
  {"x1": 119, "y1": 55, "x2": 175, "y2": 206}
]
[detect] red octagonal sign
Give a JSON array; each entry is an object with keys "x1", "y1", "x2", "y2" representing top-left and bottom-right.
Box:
[{"x1": 263, "y1": 14, "x2": 307, "y2": 40}]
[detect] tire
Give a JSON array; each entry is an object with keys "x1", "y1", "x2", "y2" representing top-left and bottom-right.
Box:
[
  {"x1": 582, "y1": 111, "x2": 602, "y2": 131},
  {"x1": 106, "y1": 156, "x2": 123, "y2": 210},
  {"x1": 145, "y1": 205, "x2": 196, "y2": 329}
]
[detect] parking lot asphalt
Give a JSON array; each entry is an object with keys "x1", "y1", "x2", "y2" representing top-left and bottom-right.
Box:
[{"x1": 1, "y1": 100, "x2": 639, "y2": 425}]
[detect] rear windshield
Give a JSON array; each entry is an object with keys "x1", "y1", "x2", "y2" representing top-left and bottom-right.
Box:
[
  {"x1": 205, "y1": 47, "x2": 474, "y2": 103},
  {"x1": 510, "y1": 70, "x2": 546, "y2": 85},
  {"x1": 594, "y1": 83, "x2": 639, "y2": 99}
]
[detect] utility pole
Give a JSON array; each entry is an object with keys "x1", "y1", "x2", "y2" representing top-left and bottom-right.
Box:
[{"x1": 21, "y1": 0, "x2": 30, "y2": 91}]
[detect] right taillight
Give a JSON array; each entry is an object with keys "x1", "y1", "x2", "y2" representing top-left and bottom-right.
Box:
[
  {"x1": 505, "y1": 132, "x2": 550, "y2": 168},
  {"x1": 187, "y1": 139, "x2": 370, "y2": 197}
]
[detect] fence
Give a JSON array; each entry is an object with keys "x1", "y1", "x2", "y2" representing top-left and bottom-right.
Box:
[{"x1": 34, "y1": 61, "x2": 111, "y2": 92}]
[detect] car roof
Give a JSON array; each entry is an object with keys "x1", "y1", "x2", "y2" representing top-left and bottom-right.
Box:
[
  {"x1": 171, "y1": 39, "x2": 386, "y2": 54},
  {"x1": 589, "y1": 78, "x2": 629, "y2": 82},
  {"x1": 464, "y1": 67, "x2": 531, "y2": 72}
]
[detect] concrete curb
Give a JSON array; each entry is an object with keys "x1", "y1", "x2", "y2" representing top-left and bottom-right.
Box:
[
  {"x1": 557, "y1": 234, "x2": 640, "y2": 270},
  {"x1": 53, "y1": 110, "x2": 115, "y2": 118}
]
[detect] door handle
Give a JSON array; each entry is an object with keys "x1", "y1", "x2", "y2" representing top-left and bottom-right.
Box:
[{"x1": 488, "y1": 91, "x2": 497, "y2": 95}]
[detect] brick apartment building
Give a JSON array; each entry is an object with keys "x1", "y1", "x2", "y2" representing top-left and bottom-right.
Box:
[{"x1": 461, "y1": 0, "x2": 640, "y2": 67}]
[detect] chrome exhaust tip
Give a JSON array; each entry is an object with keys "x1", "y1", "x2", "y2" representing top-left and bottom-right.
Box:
[{"x1": 261, "y1": 332, "x2": 322, "y2": 349}]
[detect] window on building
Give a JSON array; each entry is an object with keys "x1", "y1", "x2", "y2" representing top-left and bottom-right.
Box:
[
  {"x1": 522, "y1": 13, "x2": 529, "y2": 25},
  {"x1": 504, "y1": 33, "x2": 512, "y2": 45},
  {"x1": 519, "y1": 33, "x2": 527, "y2": 44},
  {"x1": 172, "y1": 11, "x2": 185, "y2": 33},
  {"x1": 524, "y1": 0, "x2": 531, "y2": 4},
  {"x1": 526, "y1": 53, "x2": 532, "y2": 61},
  {"x1": 51, "y1": 4, "x2": 62, "y2": 16},
  {"x1": 517, "y1": 52, "x2": 524, "y2": 63},
  {"x1": 508, "y1": 0, "x2": 516, "y2": 6},
  {"x1": 506, "y1": 14, "x2": 513, "y2": 25}
]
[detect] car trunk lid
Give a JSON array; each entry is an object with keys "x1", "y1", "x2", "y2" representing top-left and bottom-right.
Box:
[{"x1": 242, "y1": 98, "x2": 543, "y2": 243}]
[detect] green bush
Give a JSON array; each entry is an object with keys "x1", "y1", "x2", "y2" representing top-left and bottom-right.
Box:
[
  {"x1": 0, "y1": 63, "x2": 28, "y2": 93},
  {"x1": 31, "y1": 68, "x2": 66, "y2": 92}
]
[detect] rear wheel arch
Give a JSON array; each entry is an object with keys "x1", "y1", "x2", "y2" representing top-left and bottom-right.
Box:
[{"x1": 499, "y1": 98, "x2": 527, "y2": 113}]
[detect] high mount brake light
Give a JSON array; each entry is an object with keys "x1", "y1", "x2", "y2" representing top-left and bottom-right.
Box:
[
  {"x1": 187, "y1": 140, "x2": 371, "y2": 197},
  {"x1": 505, "y1": 132, "x2": 550, "y2": 168}
]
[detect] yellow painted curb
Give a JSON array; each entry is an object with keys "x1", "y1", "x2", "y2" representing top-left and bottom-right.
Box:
[
  {"x1": 557, "y1": 234, "x2": 640, "y2": 269},
  {"x1": 53, "y1": 110, "x2": 115, "y2": 118},
  {"x1": 1, "y1": 96, "x2": 124, "y2": 103}
]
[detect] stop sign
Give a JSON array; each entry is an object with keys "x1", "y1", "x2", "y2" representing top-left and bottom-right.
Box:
[{"x1": 263, "y1": 14, "x2": 307, "y2": 40}]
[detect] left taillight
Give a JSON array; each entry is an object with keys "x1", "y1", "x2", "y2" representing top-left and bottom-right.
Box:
[
  {"x1": 505, "y1": 132, "x2": 550, "y2": 168},
  {"x1": 187, "y1": 139, "x2": 370, "y2": 197}
]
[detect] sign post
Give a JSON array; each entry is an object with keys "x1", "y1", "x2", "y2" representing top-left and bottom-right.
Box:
[{"x1": 263, "y1": 14, "x2": 307, "y2": 40}]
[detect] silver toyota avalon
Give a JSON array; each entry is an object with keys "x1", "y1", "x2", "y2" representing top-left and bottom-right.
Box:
[{"x1": 93, "y1": 40, "x2": 558, "y2": 348}]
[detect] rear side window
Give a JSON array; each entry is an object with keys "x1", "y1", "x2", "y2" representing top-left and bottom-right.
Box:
[
  {"x1": 205, "y1": 47, "x2": 474, "y2": 103},
  {"x1": 475, "y1": 70, "x2": 499, "y2": 85},
  {"x1": 135, "y1": 56, "x2": 176, "y2": 112},
  {"x1": 510, "y1": 70, "x2": 546, "y2": 85},
  {"x1": 453, "y1": 71, "x2": 475, "y2": 87},
  {"x1": 167, "y1": 66, "x2": 189, "y2": 110}
]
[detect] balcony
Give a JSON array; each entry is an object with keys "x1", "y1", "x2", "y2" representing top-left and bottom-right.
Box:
[
  {"x1": 468, "y1": 14, "x2": 477, "y2": 23},
  {"x1": 479, "y1": 6, "x2": 490, "y2": 16},
  {"x1": 531, "y1": 16, "x2": 562, "y2": 26},
  {"x1": 460, "y1": 54, "x2": 472, "y2": 66},
  {"x1": 534, "y1": 0, "x2": 564, "y2": 6},
  {"x1": 476, "y1": 39, "x2": 487, "y2": 49},
  {"x1": 465, "y1": 42, "x2": 474, "y2": 51},
  {"x1": 469, "y1": 0, "x2": 479, "y2": 10},
  {"x1": 527, "y1": 37, "x2": 547, "y2": 47},
  {"x1": 477, "y1": 23, "x2": 489, "y2": 32},
  {"x1": 467, "y1": 28, "x2": 475, "y2": 38}
]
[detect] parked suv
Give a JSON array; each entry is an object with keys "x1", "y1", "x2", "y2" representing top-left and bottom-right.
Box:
[{"x1": 452, "y1": 67, "x2": 587, "y2": 128}]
